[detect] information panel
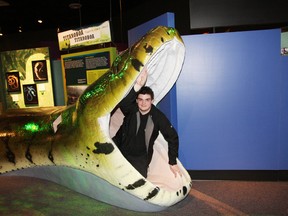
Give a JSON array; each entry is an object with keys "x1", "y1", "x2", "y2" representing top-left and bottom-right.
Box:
[{"x1": 61, "y1": 47, "x2": 117, "y2": 105}]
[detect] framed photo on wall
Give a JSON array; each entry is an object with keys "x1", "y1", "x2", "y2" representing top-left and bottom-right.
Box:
[
  {"x1": 32, "y1": 60, "x2": 48, "y2": 81},
  {"x1": 23, "y1": 84, "x2": 38, "y2": 105},
  {"x1": 6, "y1": 72, "x2": 21, "y2": 92}
]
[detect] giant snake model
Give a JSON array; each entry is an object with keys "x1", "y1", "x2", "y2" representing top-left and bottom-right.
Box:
[{"x1": 0, "y1": 26, "x2": 192, "y2": 212}]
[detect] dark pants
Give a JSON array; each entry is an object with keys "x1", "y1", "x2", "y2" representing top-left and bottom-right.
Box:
[{"x1": 126, "y1": 154, "x2": 148, "y2": 178}]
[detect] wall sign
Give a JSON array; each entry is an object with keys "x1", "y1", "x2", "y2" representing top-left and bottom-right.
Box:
[{"x1": 58, "y1": 21, "x2": 111, "y2": 51}]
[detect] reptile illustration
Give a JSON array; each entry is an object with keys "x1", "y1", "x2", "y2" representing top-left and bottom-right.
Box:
[{"x1": 0, "y1": 26, "x2": 192, "y2": 212}]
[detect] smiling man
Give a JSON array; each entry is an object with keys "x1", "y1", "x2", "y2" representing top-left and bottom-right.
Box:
[{"x1": 112, "y1": 69, "x2": 181, "y2": 178}]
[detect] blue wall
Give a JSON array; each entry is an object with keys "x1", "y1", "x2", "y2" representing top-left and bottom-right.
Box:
[
  {"x1": 127, "y1": 14, "x2": 288, "y2": 171},
  {"x1": 51, "y1": 60, "x2": 65, "y2": 106},
  {"x1": 177, "y1": 29, "x2": 288, "y2": 170}
]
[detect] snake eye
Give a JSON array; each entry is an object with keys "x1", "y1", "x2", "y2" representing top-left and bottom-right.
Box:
[{"x1": 143, "y1": 43, "x2": 153, "y2": 54}]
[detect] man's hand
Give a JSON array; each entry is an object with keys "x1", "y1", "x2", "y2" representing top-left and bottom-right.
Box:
[
  {"x1": 169, "y1": 164, "x2": 182, "y2": 178},
  {"x1": 134, "y1": 67, "x2": 148, "y2": 92}
]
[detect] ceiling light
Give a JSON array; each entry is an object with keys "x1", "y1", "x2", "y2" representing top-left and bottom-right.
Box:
[
  {"x1": 69, "y1": 2, "x2": 82, "y2": 10},
  {"x1": 38, "y1": 19, "x2": 43, "y2": 24}
]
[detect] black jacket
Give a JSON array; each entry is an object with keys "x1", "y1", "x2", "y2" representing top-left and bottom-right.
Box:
[{"x1": 113, "y1": 88, "x2": 179, "y2": 165}]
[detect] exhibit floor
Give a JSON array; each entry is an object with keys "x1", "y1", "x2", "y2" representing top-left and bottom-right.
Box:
[{"x1": 0, "y1": 176, "x2": 287, "y2": 216}]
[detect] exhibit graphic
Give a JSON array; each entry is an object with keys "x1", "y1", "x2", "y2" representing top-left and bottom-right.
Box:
[
  {"x1": 6, "y1": 72, "x2": 21, "y2": 92},
  {"x1": 23, "y1": 84, "x2": 38, "y2": 105},
  {"x1": 32, "y1": 60, "x2": 48, "y2": 81}
]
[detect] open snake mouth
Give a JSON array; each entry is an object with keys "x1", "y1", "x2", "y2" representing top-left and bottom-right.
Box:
[
  {"x1": 106, "y1": 34, "x2": 189, "y2": 203},
  {"x1": 1, "y1": 26, "x2": 191, "y2": 212}
]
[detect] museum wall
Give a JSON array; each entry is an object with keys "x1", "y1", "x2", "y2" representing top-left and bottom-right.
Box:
[{"x1": 0, "y1": 47, "x2": 54, "y2": 109}]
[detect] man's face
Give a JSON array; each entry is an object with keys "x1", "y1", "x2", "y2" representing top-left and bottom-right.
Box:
[{"x1": 136, "y1": 94, "x2": 153, "y2": 114}]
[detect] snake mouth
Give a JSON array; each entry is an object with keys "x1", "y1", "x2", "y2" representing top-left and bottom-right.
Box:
[
  {"x1": 105, "y1": 35, "x2": 190, "y2": 202},
  {"x1": 109, "y1": 36, "x2": 185, "y2": 140}
]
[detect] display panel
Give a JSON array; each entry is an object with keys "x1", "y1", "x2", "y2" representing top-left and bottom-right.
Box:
[
  {"x1": 61, "y1": 47, "x2": 117, "y2": 105},
  {"x1": 6, "y1": 72, "x2": 21, "y2": 92},
  {"x1": 32, "y1": 60, "x2": 48, "y2": 81},
  {"x1": 23, "y1": 84, "x2": 38, "y2": 105}
]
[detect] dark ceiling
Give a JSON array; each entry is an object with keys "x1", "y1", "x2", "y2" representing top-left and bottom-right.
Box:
[
  {"x1": 1, "y1": 0, "x2": 288, "y2": 47},
  {"x1": 0, "y1": 0, "x2": 143, "y2": 37}
]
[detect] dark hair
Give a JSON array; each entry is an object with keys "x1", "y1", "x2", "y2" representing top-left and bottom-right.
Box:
[{"x1": 137, "y1": 86, "x2": 154, "y2": 100}]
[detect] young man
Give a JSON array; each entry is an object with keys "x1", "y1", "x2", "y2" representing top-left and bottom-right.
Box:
[{"x1": 113, "y1": 69, "x2": 181, "y2": 178}]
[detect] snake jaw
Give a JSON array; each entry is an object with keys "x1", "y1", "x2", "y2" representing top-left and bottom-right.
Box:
[{"x1": 145, "y1": 37, "x2": 185, "y2": 105}]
